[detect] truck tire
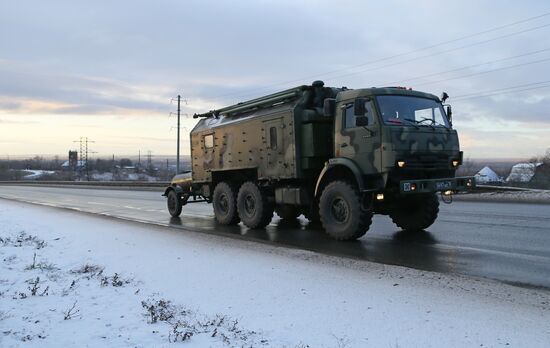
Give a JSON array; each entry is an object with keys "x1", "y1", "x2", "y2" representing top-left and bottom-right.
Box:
[
  {"x1": 213, "y1": 182, "x2": 240, "y2": 225},
  {"x1": 390, "y1": 193, "x2": 439, "y2": 231},
  {"x1": 167, "y1": 190, "x2": 183, "y2": 218},
  {"x1": 237, "y1": 181, "x2": 274, "y2": 229},
  {"x1": 319, "y1": 181, "x2": 372, "y2": 241},
  {"x1": 275, "y1": 205, "x2": 301, "y2": 220}
]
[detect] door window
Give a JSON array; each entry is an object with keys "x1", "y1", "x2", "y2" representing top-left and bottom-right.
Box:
[
  {"x1": 269, "y1": 126, "x2": 277, "y2": 150},
  {"x1": 204, "y1": 134, "x2": 214, "y2": 149},
  {"x1": 344, "y1": 101, "x2": 374, "y2": 129}
]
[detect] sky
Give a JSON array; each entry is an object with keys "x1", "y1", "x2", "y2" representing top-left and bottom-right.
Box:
[{"x1": 0, "y1": 0, "x2": 549, "y2": 160}]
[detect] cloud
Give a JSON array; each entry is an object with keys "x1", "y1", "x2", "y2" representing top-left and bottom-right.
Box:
[
  {"x1": 0, "y1": 118, "x2": 38, "y2": 124},
  {"x1": 1, "y1": 0, "x2": 549, "y2": 157}
]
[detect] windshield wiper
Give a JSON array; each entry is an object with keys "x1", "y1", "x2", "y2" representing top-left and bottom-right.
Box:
[
  {"x1": 420, "y1": 117, "x2": 450, "y2": 129},
  {"x1": 417, "y1": 117, "x2": 437, "y2": 129},
  {"x1": 402, "y1": 118, "x2": 420, "y2": 129}
]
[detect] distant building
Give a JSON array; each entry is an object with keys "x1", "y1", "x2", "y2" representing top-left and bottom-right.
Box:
[
  {"x1": 68, "y1": 150, "x2": 78, "y2": 168},
  {"x1": 474, "y1": 166, "x2": 502, "y2": 184},
  {"x1": 506, "y1": 162, "x2": 542, "y2": 183}
]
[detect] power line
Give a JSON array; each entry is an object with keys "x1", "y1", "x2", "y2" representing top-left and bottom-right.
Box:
[
  {"x1": 209, "y1": 12, "x2": 550, "y2": 101},
  {"x1": 381, "y1": 47, "x2": 550, "y2": 86},
  {"x1": 454, "y1": 80, "x2": 550, "y2": 99},
  {"x1": 322, "y1": 23, "x2": 550, "y2": 83},
  {"x1": 222, "y1": 22, "x2": 550, "y2": 102},
  {"x1": 411, "y1": 56, "x2": 550, "y2": 87},
  {"x1": 453, "y1": 81, "x2": 550, "y2": 101}
]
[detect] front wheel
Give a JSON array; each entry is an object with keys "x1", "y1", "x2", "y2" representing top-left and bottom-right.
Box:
[
  {"x1": 389, "y1": 193, "x2": 439, "y2": 231},
  {"x1": 167, "y1": 190, "x2": 183, "y2": 217},
  {"x1": 319, "y1": 181, "x2": 372, "y2": 241}
]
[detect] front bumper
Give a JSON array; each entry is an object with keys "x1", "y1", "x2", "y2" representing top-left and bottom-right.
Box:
[{"x1": 399, "y1": 176, "x2": 475, "y2": 194}]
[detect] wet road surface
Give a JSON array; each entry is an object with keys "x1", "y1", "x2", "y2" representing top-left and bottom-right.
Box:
[{"x1": 1, "y1": 185, "x2": 550, "y2": 289}]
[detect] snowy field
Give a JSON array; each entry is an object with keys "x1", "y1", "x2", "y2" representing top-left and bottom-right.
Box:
[{"x1": 0, "y1": 199, "x2": 549, "y2": 347}]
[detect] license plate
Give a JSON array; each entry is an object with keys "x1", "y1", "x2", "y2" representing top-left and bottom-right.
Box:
[{"x1": 436, "y1": 181, "x2": 452, "y2": 190}]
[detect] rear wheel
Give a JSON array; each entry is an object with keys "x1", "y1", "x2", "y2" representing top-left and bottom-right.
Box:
[
  {"x1": 167, "y1": 190, "x2": 183, "y2": 217},
  {"x1": 275, "y1": 205, "x2": 301, "y2": 220},
  {"x1": 319, "y1": 181, "x2": 372, "y2": 241},
  {"x1": 389, "y1": 193, "x2": 439, "y2": 231},
  {"x1": 212, "y1": 182, "x2": 240, "y2": 225},
  {"x1": 237, "y1": 182, "x2": 274, "y2": 229}
]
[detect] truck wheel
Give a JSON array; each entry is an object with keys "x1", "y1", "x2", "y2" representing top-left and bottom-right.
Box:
[
  {"x1": 167, "y1": 190, "x2": 183, "y2": 217},
  {"x1": 213, "y1": 182, "x2": 240, "y2": 225},
  {"x1": 390, "y1": 193, "x2": 439, "y2": 231},
  {"x1": 237, "y1": 182, "x2": 274, "y2": 229},
  {"x1": 275, "y1": 205, "x2": 300, "y2": 220},
  {"x1": 319, "y1": 181, "x2": 372, "y2": 241}
]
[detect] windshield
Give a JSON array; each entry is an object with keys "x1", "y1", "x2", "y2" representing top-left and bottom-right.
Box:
[{"x1": 377, "y1": 95, "x2": 449, "y2": 128}]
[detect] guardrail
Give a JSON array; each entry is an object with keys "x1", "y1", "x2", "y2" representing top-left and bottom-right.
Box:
[
  {"x1": 0, "y1": 180, "x2": 170, "y2": 188},
  {"x1": 471, "y1": 184, "x2": 532, "y2": 192},
  {"x1": 0, "y1": 181, "x2": 543, "y2": 193}
]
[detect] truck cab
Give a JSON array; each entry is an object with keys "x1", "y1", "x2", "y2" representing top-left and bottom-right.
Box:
[{"x1": 331, "y1": 87, "x2": 467, "y2": 194}]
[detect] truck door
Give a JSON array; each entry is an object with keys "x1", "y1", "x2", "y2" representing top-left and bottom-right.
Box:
[
  {"x1": 334, "y1": 99, "x2": 381, "y2": 175},
  {"x1": 262, "y1": 118, "x2": 285, "y2": 178}
]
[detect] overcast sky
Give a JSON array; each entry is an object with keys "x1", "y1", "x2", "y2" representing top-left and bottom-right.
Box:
[{"x1": 1, "y1": 0, "x2": 549, "y2": 160}]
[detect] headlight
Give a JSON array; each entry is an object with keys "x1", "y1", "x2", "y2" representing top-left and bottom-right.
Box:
[
  {"x1": 452, "y1": 160, "x2": 460, "y2": 167},
  {"x1": 397, "y1": 160, "x2": 406, "y2": 168}
]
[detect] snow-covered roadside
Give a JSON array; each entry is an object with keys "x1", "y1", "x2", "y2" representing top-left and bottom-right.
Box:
[{"x1": 0, "y1": 200, "x2": 549, "y2": 347}]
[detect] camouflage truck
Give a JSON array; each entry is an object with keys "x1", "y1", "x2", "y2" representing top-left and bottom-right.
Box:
[{"x1": 164, "y1": 81, "x2": 474, "y2": 240}]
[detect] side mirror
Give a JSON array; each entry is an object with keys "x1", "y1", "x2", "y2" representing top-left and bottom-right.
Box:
[
  {"x1": 323, "y1": 98, "x2": 336, "y2": 117},
  {"x1": 356, "y1": 116, "x2": 369, "y2": 127},
  {"x1": 441, "y1": 92, "x2": 449, "y2": 103},
  {"x1": 446, "y1": 105, "x2": 453, "y2": 126},
  {"x1": 354, "y1": 98, "x2": 367, "y2": 116}
]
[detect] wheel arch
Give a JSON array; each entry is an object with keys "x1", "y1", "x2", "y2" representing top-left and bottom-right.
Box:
[
  {"x1": 314, "y1": 158, "x2": 365, "y2": 197},
  {"x1": 163, "y1": 185, "x2": 184, "y2": 197}
]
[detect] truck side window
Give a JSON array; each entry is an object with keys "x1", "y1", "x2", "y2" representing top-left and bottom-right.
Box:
[
  {"x1": 204, "y1": 134, "x2": 214, "y2": 149},
  {"x1": 269, "y1": 126, "x2": 277, "y2": 150},
  {"x1": 344, "y1": 102, "x2": 374, "y2": 129}
]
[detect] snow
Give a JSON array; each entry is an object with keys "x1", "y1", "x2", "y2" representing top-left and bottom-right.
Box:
[
  {"x1": 61, "y1": 160, "x2": 86, "y2": 168},
  {"x1": 506, "y1": 162, "x2": 542, "y2": 183},
  {"x1": 91, "y1": 172, "x2": 114, "y2": 181},
  {"x1": 1, "y1": 200, "x2": 549, "y2": 347},
  {"x1": 474, "y1": 166, "x2": 502, "y2": 183},
  {"x1": 21, "y1": 170, "x2": 55, "y2": 180}
]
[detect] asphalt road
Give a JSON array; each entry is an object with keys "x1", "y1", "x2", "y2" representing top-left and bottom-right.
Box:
[{"x1": 1, "y1": 185, "x2": 550, "y2": 289}]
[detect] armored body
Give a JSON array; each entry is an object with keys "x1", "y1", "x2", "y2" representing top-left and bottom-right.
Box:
[{"x1": 165, "y1": 81, "x2": 474, "y2": 240}]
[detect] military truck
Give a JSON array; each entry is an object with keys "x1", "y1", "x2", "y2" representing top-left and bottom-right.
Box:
[{"x1": 164, "y1": 81, "x2": 474, "y2": 240}]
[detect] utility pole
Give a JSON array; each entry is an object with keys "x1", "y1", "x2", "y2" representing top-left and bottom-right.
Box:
[
  {"x1": 79, "y1": 137, "x2": 83, "y2": 180},
  {"x1": 147, "y1": 150, "x2": 152, "y2": 170},
  {"x1": 177, "y1": 95, "x2": 181, "y2": 174},
  {"x1": 74, "y1": 137, "x2": 95, "y2": 181},
  {"x1": 85, "y1": 138, "x2": 89, "y2": 180}
]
